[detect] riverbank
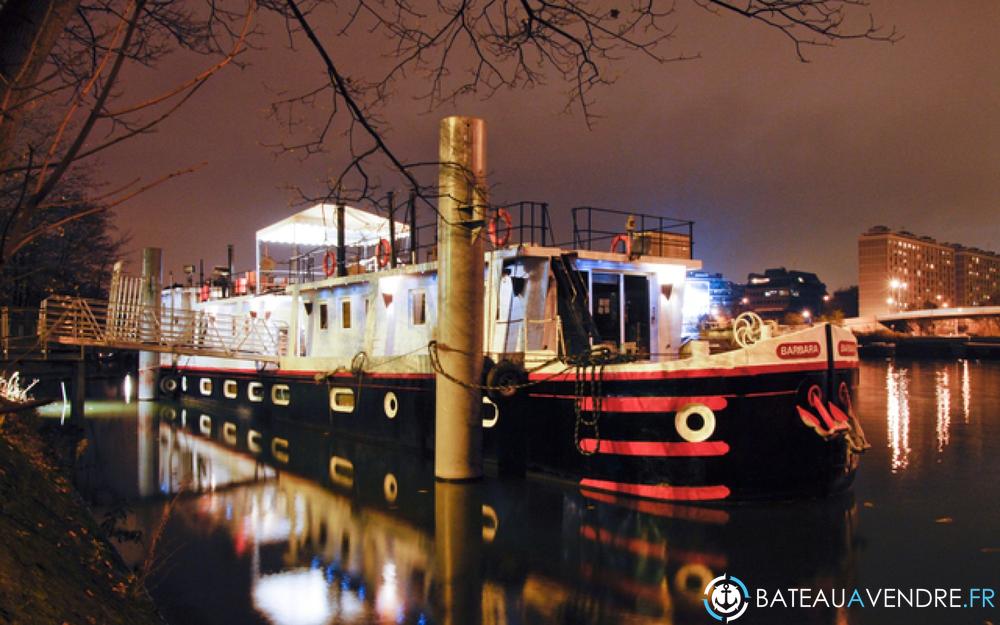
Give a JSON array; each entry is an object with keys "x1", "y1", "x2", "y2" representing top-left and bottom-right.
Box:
[{"x1": 0, "y1": 412, "x2": 163, "y2": 625}]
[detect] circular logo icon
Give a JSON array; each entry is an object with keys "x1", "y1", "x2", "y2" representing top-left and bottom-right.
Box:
[{"x1": 703, "y1": 573, "x2": 749, "y2": 622}]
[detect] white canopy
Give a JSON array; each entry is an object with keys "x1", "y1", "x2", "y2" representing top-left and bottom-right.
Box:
[{"x1": 256, "y1": 203, "x2": 409, "y2": 247}]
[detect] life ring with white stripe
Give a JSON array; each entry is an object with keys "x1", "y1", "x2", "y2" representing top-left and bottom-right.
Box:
[{"x1": 323, "y1": 250, "x2": 336, "y2": 277}]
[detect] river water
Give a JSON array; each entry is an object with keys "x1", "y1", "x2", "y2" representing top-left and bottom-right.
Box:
[{"x1": 41, "y1": 359, "x2": 1000, "y2": 625}]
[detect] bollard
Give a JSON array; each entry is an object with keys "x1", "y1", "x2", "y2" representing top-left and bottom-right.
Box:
[{"x1": 434, "y1": 116, "x2": 487, "y2": 481}]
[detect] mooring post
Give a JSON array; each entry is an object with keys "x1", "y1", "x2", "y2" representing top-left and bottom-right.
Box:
[
  {"x1": 138, "y1": 247, "x2": 162, "y2": 401},
  {"x1": 435, "y1": 116, "x2": 487, "y2": 481},
  {"x1": 136, "y1": 400, "x2": 159, "y2": 497}
]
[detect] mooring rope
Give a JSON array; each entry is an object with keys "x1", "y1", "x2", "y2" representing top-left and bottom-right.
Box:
[{"x1": 426, "y1": 340, "x2": 635, "y2": 456}]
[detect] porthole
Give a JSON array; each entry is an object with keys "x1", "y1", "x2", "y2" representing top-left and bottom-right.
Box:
[
  {"x1": 482, "y1": 505, "x2": 499, "y2": 543},
  {"x1": 383, "y1": 392, "x2": 398, "y2": 419},
  {"x1": 199, "y1": 414, "x2": 212, "y2": 435},
  {"x1": 222, "y1": 422, "x2": 238, "y2": 446},
  {"x1": 675, "y1": 403, "x2": 716, "y2": 443},
  {"x1": 223, "y1": 379, "x2": 238, "y2": 399},
  {"x1": 181, "y1": 376, "x2": 188, "y2": 392},
  {"x1": 247, "y1": 429, "x2": 263, "y2": 453},
  {"x1": 248, "y1": 382, "x2": 264, "y2": 402},
  {"x1": 271, "y1": 437, "x2": 290, "y2": 464},
  {"x1": 272, "y1": 384, "x2": 291, "y2": 406},
  {"x1": 199, "y1": 378, "x2": 213, "y2": 396},
  {"x1": 675, "y1": 563, "x2": 714, "y2": 605},
  {"x1": 482, "y1": 396, "x2": 499, "y2": 428},
  {"x1": 329, "y1": 456, "x2": 354, "y2": 488},
  {"x1": 383, "y1": 473, "x2": 398, "y2": 503},
  {"x1": 330, "y1": 388, "x2": 355, "y2": 413}
]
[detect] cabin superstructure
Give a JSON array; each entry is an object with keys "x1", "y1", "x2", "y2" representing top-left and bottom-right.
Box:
[{"x1": 163, "y1": 202, "x2": 700, "y2": 372}]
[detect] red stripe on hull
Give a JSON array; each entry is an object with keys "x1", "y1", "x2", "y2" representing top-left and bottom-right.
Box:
[
  {"x1": 172, "y1": 365, "x2": 433, "y2": 379},
  {"x1": 578, "y1": 439, "x2": 729, "y2": 457},
  {"x1": 580, "y1": 489, "x2": 731, "y2": 524},
  {"x1": 580, "y1": 478, "x2": 730, "y2": 501},
  {"x1": 578, "y1": 395, "x2": 727, "y2": 412},
  {"x1": 579, "y1": 525, "x2": 668, "y2": 561}
]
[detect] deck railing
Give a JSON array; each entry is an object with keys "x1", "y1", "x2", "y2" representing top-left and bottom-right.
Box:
[{"x1": 570, "y1": 206, "x2": 694, "y2": 259}]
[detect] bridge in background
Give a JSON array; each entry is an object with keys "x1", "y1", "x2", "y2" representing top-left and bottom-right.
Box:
[{"x1": 876, "y1": 305, "x2": 1000, "y2": 324}]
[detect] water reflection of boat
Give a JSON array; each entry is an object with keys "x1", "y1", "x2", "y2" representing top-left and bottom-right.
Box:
[{"x1": 145, "y1": 403, "x2": 859, "y2": 625}]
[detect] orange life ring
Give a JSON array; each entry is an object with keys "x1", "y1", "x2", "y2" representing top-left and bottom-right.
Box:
[
  {"x1": 199, "y1": 283, "x2": 210, "y2": 302},
  {"x1": 376, "y1": 238, "x2": 392, "y2": 268},
  {"x1": 610, "y1": 234, "x2": 631, "y2": 256},
  {"x1": 488, "y1": 208, "x2": 513, "y2": 247},
  {"x1": 323, "y1": 250, "x2": 337, "y2": 277}
]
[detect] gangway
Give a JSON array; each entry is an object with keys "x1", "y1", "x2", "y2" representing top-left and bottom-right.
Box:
[{"x1": 38, "y1": 295, "x2": 286, "y2": 362}]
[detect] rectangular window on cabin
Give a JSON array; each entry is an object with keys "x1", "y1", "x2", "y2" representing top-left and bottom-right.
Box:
[
  {"x1": 410, "y1": 289, "x2": 426, "y2": 326},
  {"x1": 341, "y1": 299, "x2": 351, "y2": 329},
  {"x1": 319, "y1": 303, "x2": 328, "y2": 329}
]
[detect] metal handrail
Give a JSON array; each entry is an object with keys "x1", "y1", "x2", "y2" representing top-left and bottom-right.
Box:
[
  {"x1": 39, "y1": 296, "x2": 286, "y2": 362},
  {"x1": 570, "y1": 206, "x2": 695, "y2": 259}
]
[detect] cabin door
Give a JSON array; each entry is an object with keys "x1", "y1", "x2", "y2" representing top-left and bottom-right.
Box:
[
  {"x1": 624, "y1": 275, "x2": 650, "y2": 355},
  {"x1": 591, "y1": 273, "x2": 621, "y2": 347}
]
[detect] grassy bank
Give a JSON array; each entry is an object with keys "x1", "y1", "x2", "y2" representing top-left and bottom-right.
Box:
[{"x1": 0, "y1": 412, "x2": 163, "y2": 625}]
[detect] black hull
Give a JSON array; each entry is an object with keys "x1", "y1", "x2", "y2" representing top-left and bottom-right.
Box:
[{"x1": 160, "y1": 363, "x2": 860, "y2": 502}]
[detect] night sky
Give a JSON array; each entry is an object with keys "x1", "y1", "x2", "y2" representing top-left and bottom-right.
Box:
[{"x1": 105, "y1": 0, "x2": 1000, "y2": 290}]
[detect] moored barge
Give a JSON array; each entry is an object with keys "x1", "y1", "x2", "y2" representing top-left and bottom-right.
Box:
[{"x1": 158, "y1": 202, "x2": 867, "y2": 502}]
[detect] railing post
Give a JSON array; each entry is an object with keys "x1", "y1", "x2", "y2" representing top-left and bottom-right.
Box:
[
  {"x1": 1, "y1": 307, "x2": 8, "y2": 360},
  {"x1": 408, "y1": 189, "x2": 418, "y2": 264},
  {"x1": 336, "y1": 202, "x2": 347, "y2": 277},
  {"x1": 388, "y1": 191, "x2": 398, "y2": 269},
  {"x1": 542, "y1": 203, "x2": 549, "y2": 247}
]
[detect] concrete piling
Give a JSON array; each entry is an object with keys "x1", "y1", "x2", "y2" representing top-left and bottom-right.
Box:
[
  {"x1": 434, "y1": 482, "x2": 483, "y2": 625},
  {"x1": 434, "y1": 116, "x2": 487, "y2": 481}
]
